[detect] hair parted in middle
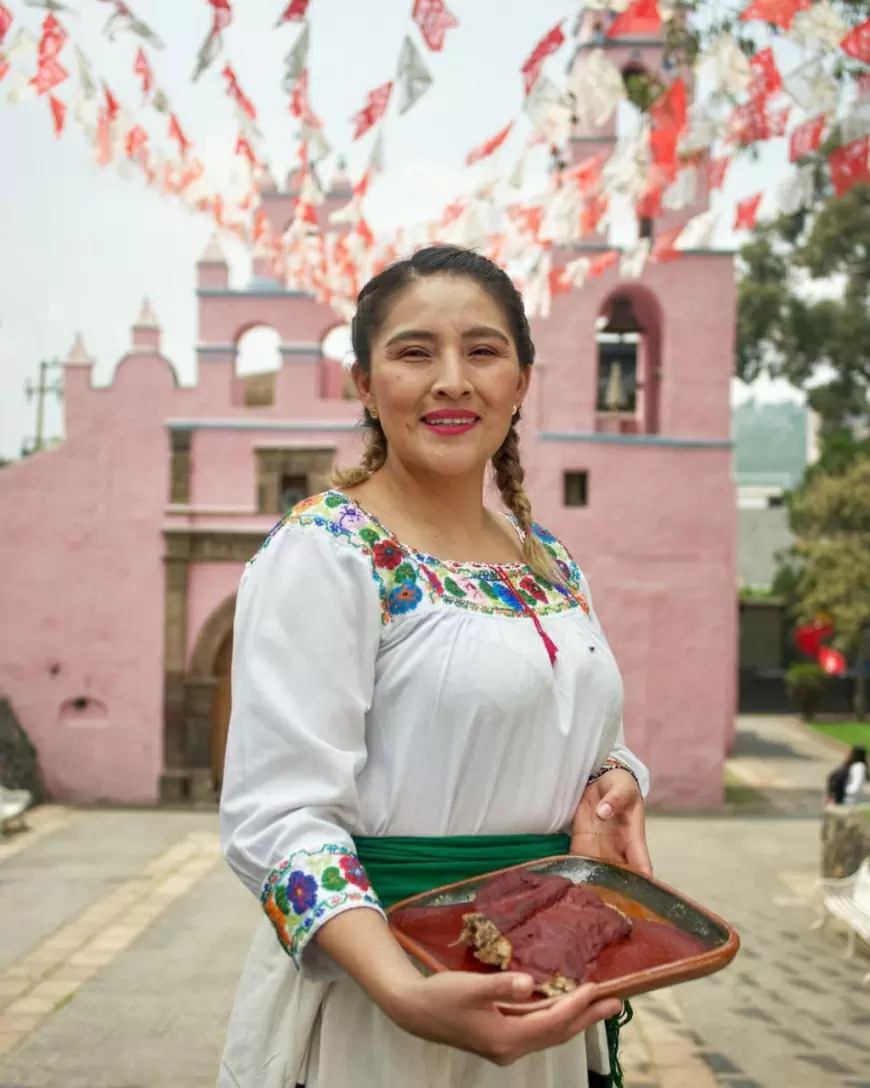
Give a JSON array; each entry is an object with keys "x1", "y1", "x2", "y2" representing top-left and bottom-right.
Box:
[{"x1": 333, "y1": 244, "x2": 561, "y2": 584}]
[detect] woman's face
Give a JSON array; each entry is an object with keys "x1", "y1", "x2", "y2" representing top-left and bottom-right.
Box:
[{"x1": 354, "y1": 275, "x2": 531, "y2": 481}]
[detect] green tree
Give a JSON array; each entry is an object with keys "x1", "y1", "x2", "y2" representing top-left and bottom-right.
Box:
[
  {"x1": 737, "y1": 178, "x2": 870, "y2": 433},
  {"x1": 788, "y1": 456, "x2": 870, "y2": 717}
]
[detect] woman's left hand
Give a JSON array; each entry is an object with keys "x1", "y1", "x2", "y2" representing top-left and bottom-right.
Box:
[{"x1": 570, "y1": 769, "x2": 652, "y2": 877}]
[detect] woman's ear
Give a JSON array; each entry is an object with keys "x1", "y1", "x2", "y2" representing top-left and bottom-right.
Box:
[
  {"x1": 515, "y1": 364, "x2": 532, "y2": 410},
  {"x1": 351, "y1": 362, "x2": 371, "y2": 407}
]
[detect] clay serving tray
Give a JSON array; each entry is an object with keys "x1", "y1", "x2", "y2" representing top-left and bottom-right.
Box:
[{"x1": 388, "y1": 855, "x2": 739, "y2": 1011}]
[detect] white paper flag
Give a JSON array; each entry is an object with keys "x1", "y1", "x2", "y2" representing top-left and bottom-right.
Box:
[{"x1": 396, "y1": 35, "x2": 433, "y2": 116}]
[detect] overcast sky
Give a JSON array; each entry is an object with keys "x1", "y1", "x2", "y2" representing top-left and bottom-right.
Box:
[{"x1": 0, "y1": 0, "x2": 799, "y2": 461}]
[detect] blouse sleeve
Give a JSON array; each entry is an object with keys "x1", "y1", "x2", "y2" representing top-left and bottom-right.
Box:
[
  {"x1": 219, "y1": 521, "x2": 384, "y2": 979},
  {"x1": 574, "y1": 567, "x2": 651, "y2": 799}
]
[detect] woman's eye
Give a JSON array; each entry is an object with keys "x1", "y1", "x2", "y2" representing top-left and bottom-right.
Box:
[
  {"x1": 400, "y1": 347, "x2": 429, "y2": 358},
  {"x1": 471, "y1": 345, "x2": 497, "y2": 356}
]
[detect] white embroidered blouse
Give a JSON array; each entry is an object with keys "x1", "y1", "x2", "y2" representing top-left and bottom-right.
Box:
[{"x1": 220, "y1": 490, "x2": 649, "y2": 988}]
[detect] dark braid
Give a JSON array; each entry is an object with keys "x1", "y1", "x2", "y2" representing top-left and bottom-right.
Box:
[{"x1": 492, "y1": 422, "x2": 562, "y2": 584}]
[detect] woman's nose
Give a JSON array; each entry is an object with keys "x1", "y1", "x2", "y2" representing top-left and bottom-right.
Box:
[{"x1": 432, "y1": 348, "x2": 472, "y2": 397}]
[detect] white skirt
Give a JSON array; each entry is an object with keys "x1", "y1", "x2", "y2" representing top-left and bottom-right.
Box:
[{"x1": 218, "y1": 920, "x2": 609, "y2": 1088}]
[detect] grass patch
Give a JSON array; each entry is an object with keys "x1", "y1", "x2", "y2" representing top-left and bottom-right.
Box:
[{"x1": 808, "y1": 721, "x2": 870, "y2": 750}]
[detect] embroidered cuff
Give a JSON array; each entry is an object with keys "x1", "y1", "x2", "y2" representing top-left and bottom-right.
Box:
[
  {"x1": 587, "y1": 756, "x2": 642, "y2": 789},
  {"x1": 260, "y1": 844, "x2": 383, "y2": 967}
]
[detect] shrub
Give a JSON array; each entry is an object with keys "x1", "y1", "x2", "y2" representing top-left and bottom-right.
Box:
[{"x1": 785, "y1": 662, "x2": 828, "y2": 721}]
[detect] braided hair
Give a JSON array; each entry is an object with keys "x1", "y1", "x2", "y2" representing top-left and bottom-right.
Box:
[{"x1": 333, "y1": 244, "x2": 561, "y2": 584}]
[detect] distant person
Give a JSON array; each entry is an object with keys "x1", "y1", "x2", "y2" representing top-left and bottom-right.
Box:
[{"x1": 826, "y1": 746, "x2": 868, "y2": 805}]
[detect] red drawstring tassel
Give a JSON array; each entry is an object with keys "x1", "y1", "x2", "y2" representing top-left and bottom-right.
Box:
[
  {"x1": 531, "y1": 612, "x2": 559, "y2": 666},
  {"x1": 497, "y1": 567, "x2": 559, "y2": 667}
]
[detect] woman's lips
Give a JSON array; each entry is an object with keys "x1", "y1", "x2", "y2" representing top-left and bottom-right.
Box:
[{"x1": 421, "y1": 412, "x2": 481, "y2": 436}]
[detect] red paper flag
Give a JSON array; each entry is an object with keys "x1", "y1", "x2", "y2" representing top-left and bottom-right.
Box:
[
  {"x1": 729, "y1": 98, "x2": 769, "y2": 146},
  {"x1": 649, "y1": 128, "x2": 678, "y2": 177},
  {"x1": 841, "y1": 20, "x2": 870, "y2": 63},
  {"x1": 789, "y1": 115, "x2": 826, "y2": 162},
  {"x1": 48, "y1": 94, "x2": 65, "y2": 137},
  {"x1": 607, "y1": 0, "x2": 662, "y2": 39},
  {"x1": 740, "y1": 0, "x2": 808, "y2": 29},
  {"x1": 38, "y1": 13, "x2": 66, "y2": 61},
  {"x1": 289, "y1": 69, "x2": 322, "y2": 128},
  {"x1": 650, "y1": 77, "x2": 687, "y2": 135},
  {"x1": 582, "y1": 193, "x2": 609, "y2": 234},
  {"x1": 466, "y1": 121, "x2": 513, "y2": 166},
  {"x1": 355, "y1": 217, "x2": 375, "y2": 249},
  {"x1": 222, "y1": 63, "x2": 257, "y2": 120},
  {"x1": 31, "y1": 57, "x2": 68, "y2": 96},
  {"x1": 0, "y1": 57, "x2": 9, "y2": 84},
  {"x1": 521, "y1": 22, "x2": 564, "y2": 96},
  {"x1": 351, "y1": 81, "x2": 393, "y2": 140},
  {"x1": 126, "y1": 125, "x2": 148, "y2": 158},
  {"x1": 829, "y1": 136, "x2": 870, "y2": 198},
  {"x1": 412, "y1": 0, "x2": 459, "y2": 52},
  {"x1": 734, "y1": 193, "x2": 763, "y2": 230},
  {"x1": 651, "y1": 225, "x2": 683, "y2": 262},
  {"x1": 548, "y1": 267, "x2": 572, "y2": 297},
  {"x1": 134, "y1": 48, "x2": 153, "y2": 102},
  {"x1": 0, "y1": 3, "x2": 12, "y2": 46},
  {"x1": 235, "y1": 134, "x2": 257, "y2": 167},
  {"x1": 208, "y1": 0, "x2": 233, "y2": 34},
  {"x1": 587, "y1": 251, "x2": 619, "y2": 277},
  {"x1": 104, "y1": 84, "x2": 120, "y2": 122},
  {"x1": 276, "y1": 0, "x2": 310, "y2": 24},
  {"x1": 169, "y1": 113, "x2": 192, "y2": 157},
  {"x1": 749, "y1": 47, "x2": 782, "y2": 98},
  {"x1": 708, "y1": 157, "x2": 729, "y2": 191}
]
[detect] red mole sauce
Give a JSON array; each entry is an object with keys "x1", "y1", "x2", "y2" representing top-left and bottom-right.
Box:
[{"x1": 391, "y1": 886, "x2": 708, "y2": 990}]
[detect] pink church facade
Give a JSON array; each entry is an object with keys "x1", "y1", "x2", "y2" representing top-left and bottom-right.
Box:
[{"x1": 0, "y1": 29, "x2": 737, "y2": 808}]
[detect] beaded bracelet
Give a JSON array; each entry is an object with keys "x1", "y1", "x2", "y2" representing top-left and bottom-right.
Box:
[{"x1": 587, "y1": 757, "x2": 641, "y2": 789}]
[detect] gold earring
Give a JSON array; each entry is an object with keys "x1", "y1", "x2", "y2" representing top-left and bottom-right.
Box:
[
  {"x1": 369, "y1": 405, "x2": 378, "y2": 419},
  {"x1": 512, "y1": 405, "x2": 518, "y2": 414}
]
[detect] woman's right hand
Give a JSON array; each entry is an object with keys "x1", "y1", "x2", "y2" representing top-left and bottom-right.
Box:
[{"x1": 384, "y1": 970, "x2": 622, "y2": 1066}]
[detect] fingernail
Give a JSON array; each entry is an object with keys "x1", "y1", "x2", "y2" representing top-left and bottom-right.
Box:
[
  {"x1": 596, "y1": 802, "x2": 613, "y2": 819},
  {"x1": 512, "y1": 975, "x2": 534, "y2": 996}
]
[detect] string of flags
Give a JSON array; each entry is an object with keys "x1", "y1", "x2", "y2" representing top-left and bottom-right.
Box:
[{"x1": 2, "y1": 0, "x2": 870, "y2": 321}]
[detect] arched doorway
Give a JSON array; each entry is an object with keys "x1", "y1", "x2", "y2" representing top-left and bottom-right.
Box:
[
  {"x1": 186, "y1": 595, "x2": 237, "y2": 798},
  {"x1": 210, "y1": 628, "x2": 233, "y2": 791}
]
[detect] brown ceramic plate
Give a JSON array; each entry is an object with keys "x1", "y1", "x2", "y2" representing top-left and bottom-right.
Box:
[{"x1": 387, "y1": 855, "x2": 740, "y2": 1013}]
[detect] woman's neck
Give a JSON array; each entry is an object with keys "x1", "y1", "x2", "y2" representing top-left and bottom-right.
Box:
[{"x1": 369, "y1": 456, "x2": 490, "y2": 536}]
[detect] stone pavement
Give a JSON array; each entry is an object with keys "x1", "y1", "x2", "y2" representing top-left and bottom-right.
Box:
[{"x1": 0, "y1": 716, "x2": 868, "y2": 1088}]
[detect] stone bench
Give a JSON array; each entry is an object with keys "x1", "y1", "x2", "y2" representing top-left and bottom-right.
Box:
[
  {"x1": 813, "y1": 858, "x2": 870, "y2": 984},
  {"x1": 0, "y1": 784, "x2": 31, "y2": 835}
]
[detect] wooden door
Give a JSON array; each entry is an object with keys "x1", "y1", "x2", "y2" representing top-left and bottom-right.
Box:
[{"x1": 210, "y1": 630, "x2": 234, "y2": 792}]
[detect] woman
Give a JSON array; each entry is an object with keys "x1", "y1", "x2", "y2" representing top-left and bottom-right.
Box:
[
  {"x1": 218, "y1": 245, "x2": 651, "y2": 1088},
  {"x1": 826, "y1": 745, "x2": 868, "y2": 805}
]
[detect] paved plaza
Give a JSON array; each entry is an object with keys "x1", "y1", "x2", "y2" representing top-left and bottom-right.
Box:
[{"x1": 0, "y1": 716, "x2": 868, "y2": 1088}]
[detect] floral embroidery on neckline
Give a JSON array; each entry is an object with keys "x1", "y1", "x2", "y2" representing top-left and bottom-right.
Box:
[{"x1": 264, "y1": 490, "x2": 592, "y2": 625}]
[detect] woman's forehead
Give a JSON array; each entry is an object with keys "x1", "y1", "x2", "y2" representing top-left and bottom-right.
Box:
[{"x1": 379, "y1": 275, "x2": 509, "y2": 334}]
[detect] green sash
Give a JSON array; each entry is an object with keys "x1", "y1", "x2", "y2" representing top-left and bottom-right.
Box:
[
  {"x1": 353, "y1": 833, "x2": 629, "y2": 1088},
  {"x1": 353, "y1": 833, "x2": 570, "y2": 909}
]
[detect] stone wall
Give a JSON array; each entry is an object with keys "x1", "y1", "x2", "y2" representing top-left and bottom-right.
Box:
[{"x1": 821, "y1": 804, "x2": 870, "y2": 878}]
